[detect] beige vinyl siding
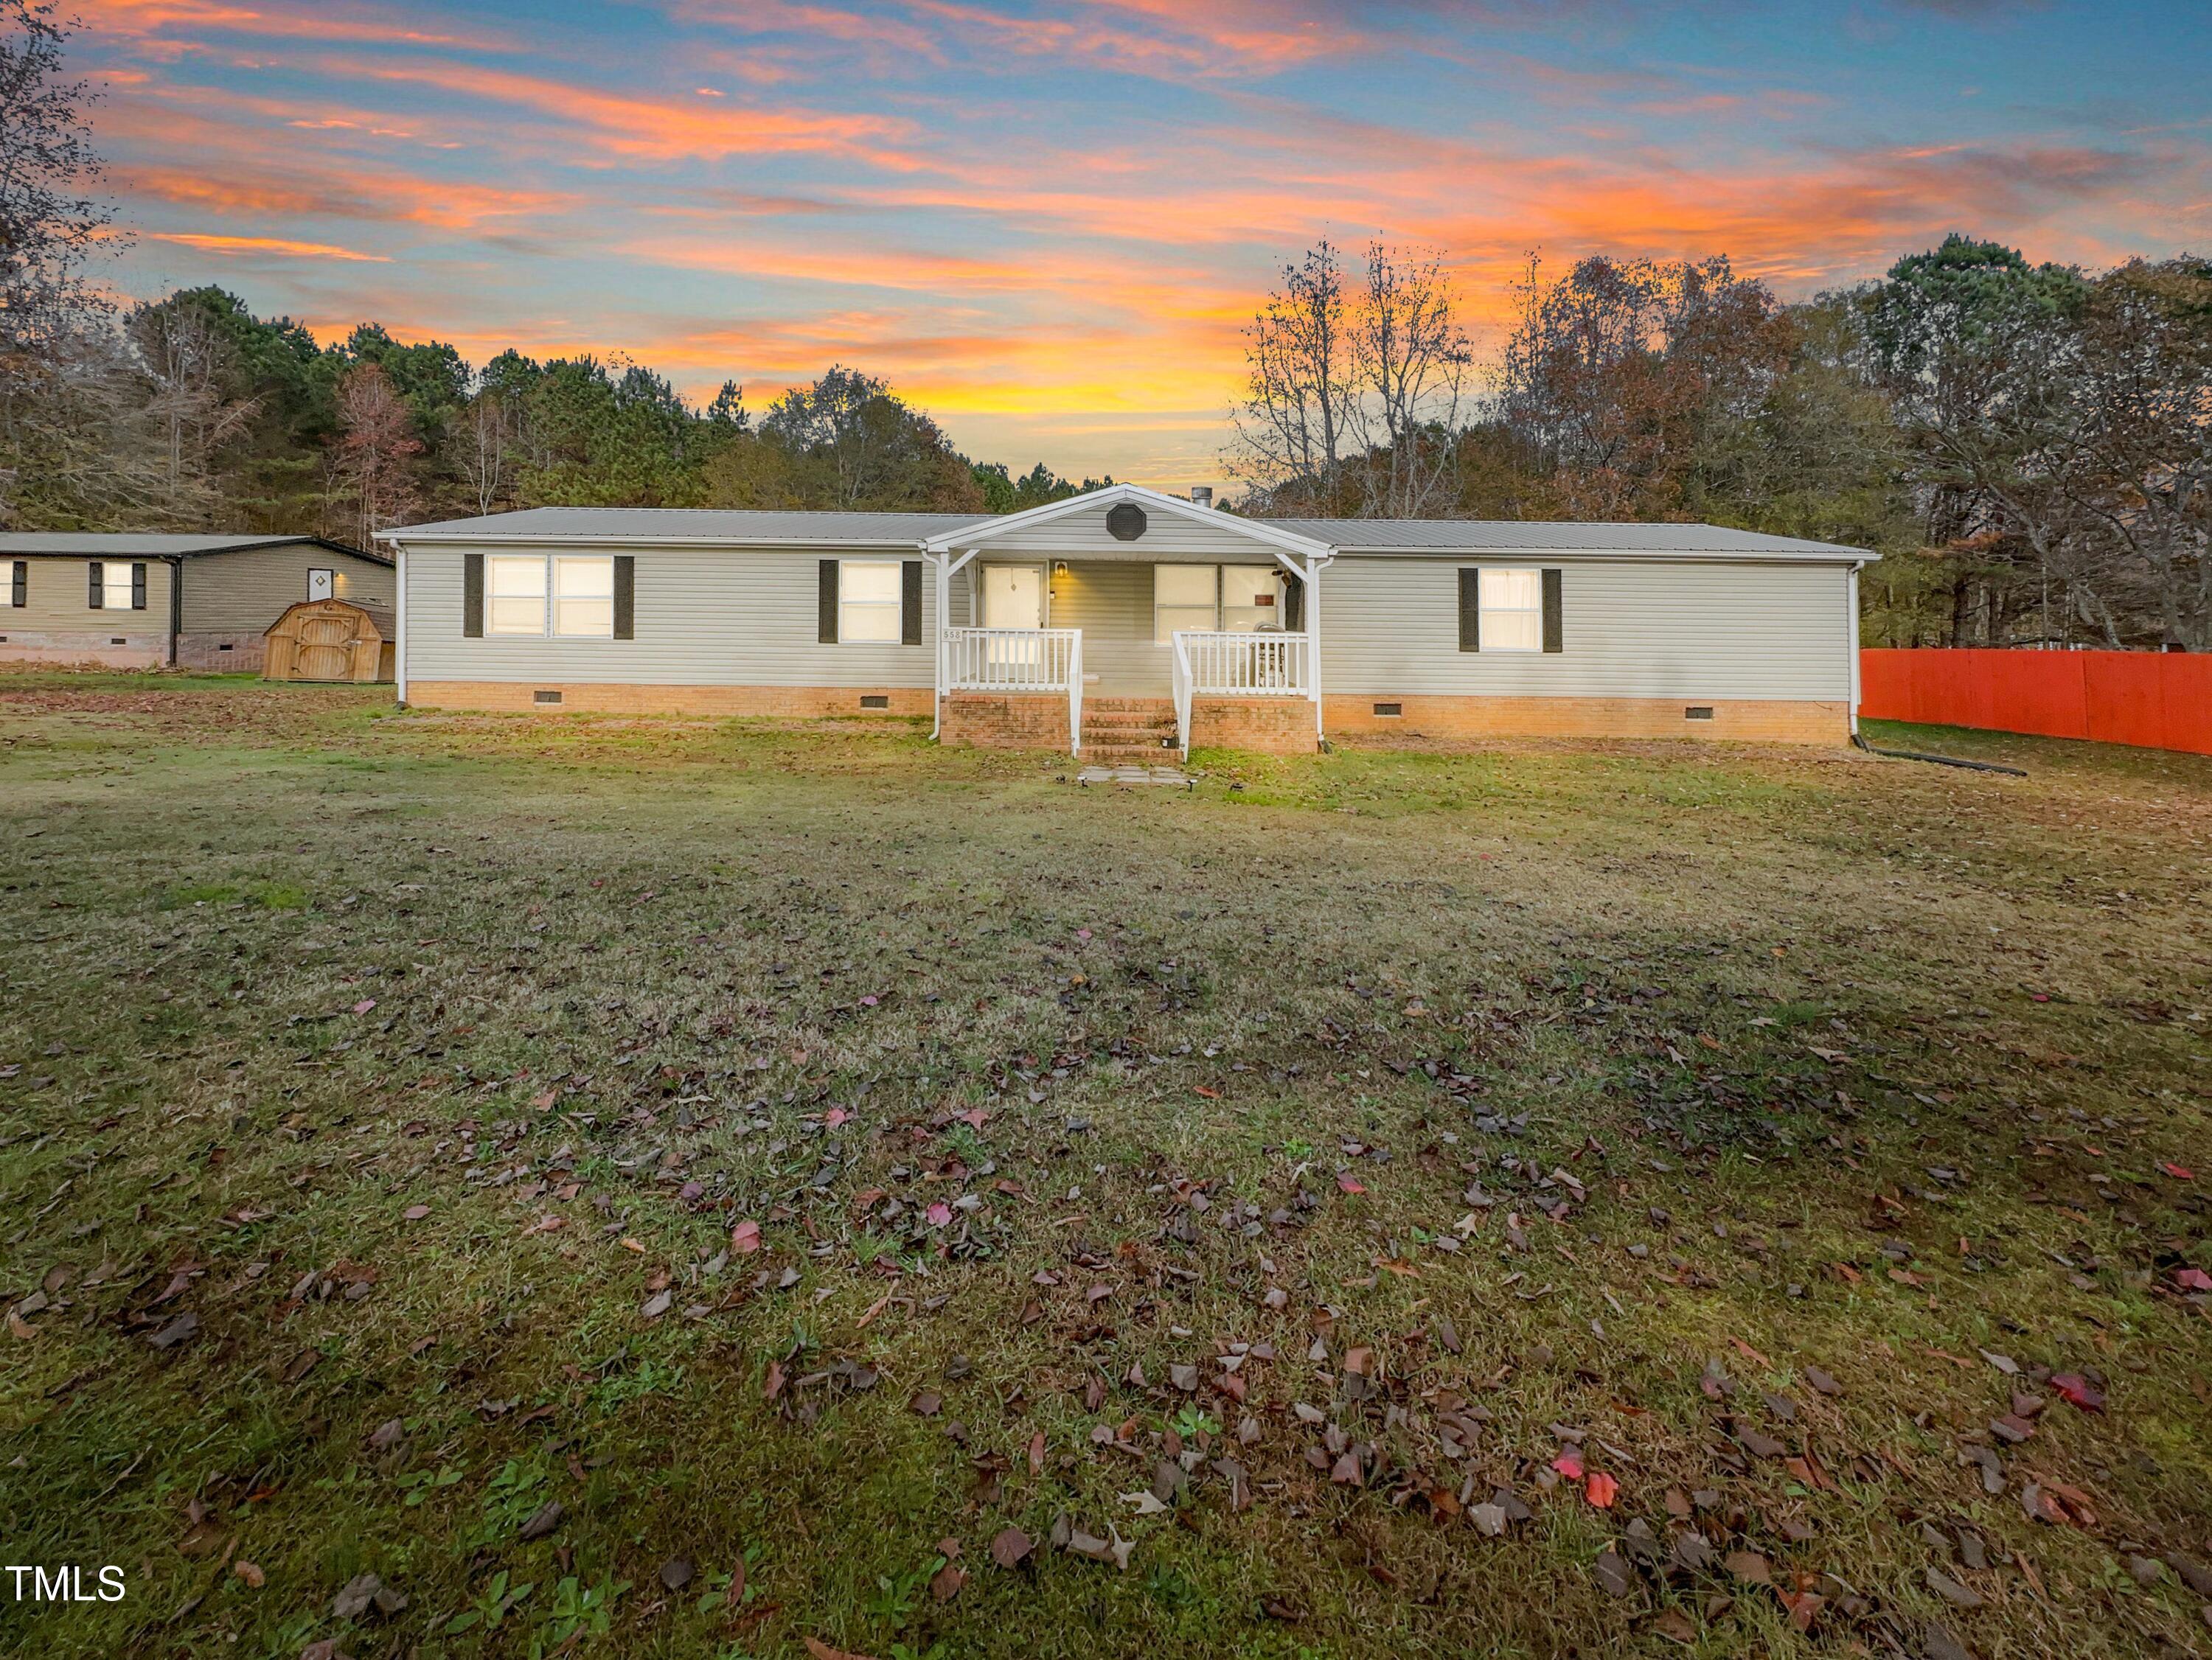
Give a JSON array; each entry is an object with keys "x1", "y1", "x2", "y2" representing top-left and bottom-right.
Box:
[
  {"x1": 2, "y1": 555, "x2": 170, "y2": 630},
  {"x1": 1320, "y1": 556, "x2": 1851, "y2": 701},
  {"x1": 1042, "y1": 560, "x2": 1164, "y2": 694},
  {"x1": 179, "y1": 546, "x2": 392, "y2": 631},
  {"x1": 402, "y1": 543, "x2": 941, "y2": 687},
  {"x1": 988, "y1": 501, "x2": 1292, "y2": 562}
]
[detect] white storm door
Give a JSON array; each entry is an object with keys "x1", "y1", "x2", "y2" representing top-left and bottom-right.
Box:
[
  {"x1": 979, "y1": 564, "x2": 1045, "y2": 680},
  {"x1": 981, "y1": 564, "x2": 1045, "y2": 629}
]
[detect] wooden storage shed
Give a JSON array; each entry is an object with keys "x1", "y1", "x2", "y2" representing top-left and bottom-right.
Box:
[{"x1": 263, "y1": 599, "x2": 394, "y2": 683}]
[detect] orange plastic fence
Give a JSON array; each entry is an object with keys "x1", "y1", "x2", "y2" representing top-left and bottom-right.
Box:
[{"x1": 1859, "y1": 649, "x2": 2212, "y2": 757}]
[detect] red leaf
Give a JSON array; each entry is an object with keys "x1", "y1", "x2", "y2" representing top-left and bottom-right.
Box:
[
  {"x1": 2051, "y1": 1373, "x2": 2105, "y2": 1412},
  {"x1": 1551, "y1": 1448, "x2": 1585, "y2": 1481},
  {"x1": 352, "y1": 999, "x2": 377, "y2": 1015},
  {"x1": 925, "y1": 1202, "x2": 953, "y2": 1227},
  {"x1": 2160, "y1": 1162, "x2": 2194, "y2": 1180},
  {"x1": 1336, "y1": 1174, "x2": 1366, "y2": 1195},
  {"x1": 730, "y1": 1220, "x2": 762, "y2": 1254},
  {"x1": 2174, "y1": 1267, "x2": 2212, "y2": 1293},
  {"x1": 1585, "y1": 1471, "x2": 1618, "y2": 1509}
]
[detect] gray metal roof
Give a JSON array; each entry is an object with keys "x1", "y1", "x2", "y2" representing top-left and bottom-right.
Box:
[
  {"x1": 1270, "y1": 517, "x2": 1868, "y2": 558},
  {"x1": 0, "y1": 532, "x2": 388, "y2": 565},
  {"x1": 379, "y1": 503, "x2": 1868, "y2": 562},
  {"x1": 385, "y1": 506, "x2": 982, "y2": 545}
]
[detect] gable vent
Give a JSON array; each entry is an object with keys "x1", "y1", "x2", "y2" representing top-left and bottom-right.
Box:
[{"x1": 1107, "y1": 503, "x2": 1147, "y2": 541}]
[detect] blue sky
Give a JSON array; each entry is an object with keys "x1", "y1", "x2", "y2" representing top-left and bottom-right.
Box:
[{"x1": 78, "y1": 0, "x2": 2212, "y2": 483}]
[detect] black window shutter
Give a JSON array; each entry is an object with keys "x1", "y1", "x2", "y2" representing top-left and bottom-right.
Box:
[
  {"x1": 1542, "y1": 568, "x2": 1562, "y2": 652},
  {"x1": 10, "y1": 561, "x2": 23, "y2": 607},
  {"x1": 89, "y1": 561, "x2": 103, "y2": 609},
  {"x1": 132, "y1": 562, "x2": 147, "y2": 610},
  {"x1": 1458, "y1": 568, "x2": 1481, "y2": 652},
  {"x1": 613, "y1": 556, "x2": 635, "y2": 639},
  {"x1": 1283, "y1": 573, "x2": 1305, "y2": 631},
  {"x1": 900, "y1": 559, "x2": 922, "y2": 645},
  {"x1": 818, "y1": 559, "x2": 839, "y2": 644},
  {"x1": 462, "y1": 554, "x2": 484, "y2": 637}
]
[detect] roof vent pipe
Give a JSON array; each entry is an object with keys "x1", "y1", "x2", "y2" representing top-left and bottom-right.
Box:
[{"x1": 1189, "y1": 486, "x2": 1214, "y2": 509}]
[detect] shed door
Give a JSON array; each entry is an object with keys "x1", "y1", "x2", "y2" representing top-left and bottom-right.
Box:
[
  {"x1": 295, "y1": 611, "x2": 355, "y2": 680},
  {"x1": 307, "y1": 568, "x2": 335, "y2": 601}
]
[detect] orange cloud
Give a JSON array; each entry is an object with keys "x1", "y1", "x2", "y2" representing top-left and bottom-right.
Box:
[
  {"x1": 79, "y1": 0, "x2": 517, "y2": 51},
  {"x1": 143, "y1": 230, "x2": 392, "y2": 260},
  {"x1": 341, "y1": 57, "x2": 925, "y2": 167}
]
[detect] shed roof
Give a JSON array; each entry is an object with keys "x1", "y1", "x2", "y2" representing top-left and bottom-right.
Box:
[{"x1": 0, "y1": 532, "x2": 389, "y2": 565}]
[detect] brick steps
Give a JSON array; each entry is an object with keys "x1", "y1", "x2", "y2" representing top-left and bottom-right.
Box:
[{"x1": 1080, "y1": 696, "x2": 1176, "y2": 764}]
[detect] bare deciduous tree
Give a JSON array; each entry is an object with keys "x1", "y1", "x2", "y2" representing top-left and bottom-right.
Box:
[
  {"x1": 0, "y1": 0, "x2": 119, "y2": 523},
  {"x1": 1231, "y1": 240, "x2": 1472, "y2": 517},
  {"x1": 125, "y1": 298, "x2": 257, "y2": 526},
  {"x1": 333, "y1": 362, "x2": 423, "y2": 545}
]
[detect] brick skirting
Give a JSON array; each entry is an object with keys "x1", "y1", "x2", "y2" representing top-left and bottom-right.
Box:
[
  {"x1": 175, "y1": 632, "x2": 265, "y2": 673},
  {"x1": 1189, "y1": 697, "x2": 1318, "y2": 753},
  {"x1": 0, "y1": 631, "x2": 166, "y2": 669},
  {"x1": 1323, "y1": 694, "x2": 1850, "y2": 746},
  {"x1": 403, "y1": 682, "x2": 931, "y2": 717},
  {"x1": 939, "y1": 692, "x2": 1071, "y2": 750}
]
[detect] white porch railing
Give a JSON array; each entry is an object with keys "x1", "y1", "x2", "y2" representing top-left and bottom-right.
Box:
[
  {"x1": 1170, "y1": 630, "x2": 1312, "y2": 757},
  {"x1": 942, "y1": 626, "x2": 1082, "y2": 756},
  {"x1": 1180, "y1": 630, "x2": 1311, "y2": 695}
]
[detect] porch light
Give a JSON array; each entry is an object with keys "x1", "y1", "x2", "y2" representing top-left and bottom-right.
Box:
[{"x1": 1053, "y1": 561, "x2": 1068, "y2": 576}]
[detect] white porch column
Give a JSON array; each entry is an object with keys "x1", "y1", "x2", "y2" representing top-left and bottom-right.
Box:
[{"x1": 1307, "y1": 553, "x2": 1329, "y2": 747}]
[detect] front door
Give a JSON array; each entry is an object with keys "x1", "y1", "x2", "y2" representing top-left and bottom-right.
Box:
[{"x1": 980, "y1": 563, "x2": 1045, "y2": 630}]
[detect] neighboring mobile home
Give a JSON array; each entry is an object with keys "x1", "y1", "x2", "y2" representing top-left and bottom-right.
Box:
[
  {"x1": 378, "y1": 484, "x2": 1874, "y2": 756},
  {"x1": 0, "y1": 534, "x2": 392, "y2": 672}
]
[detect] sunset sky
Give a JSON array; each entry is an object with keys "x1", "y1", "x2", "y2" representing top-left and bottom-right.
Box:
[{"x1": 78, "y1": 0, "x2": 2212, "y2": 485}]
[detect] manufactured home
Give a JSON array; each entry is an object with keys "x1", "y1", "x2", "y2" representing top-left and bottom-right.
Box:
[
  {"x1": 378, "y1": 484, "x2": 1872, "y2": 756},
  {"x1": 0, "y1": 534, "x2": 392, "y2": 672}
]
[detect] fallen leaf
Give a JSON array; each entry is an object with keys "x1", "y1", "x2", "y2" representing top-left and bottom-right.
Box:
[
  {"x1": 1585, "y1": 1471, "x2": 1618, "y2": 1509},
  {"x1": 730, "y1": 1220, "x2": 762, "y2": 1254},
  {"x1": 989, "y1": 1527, "x2": 1033, "y2": 1569},
  {"x1": 2050, "y1": 1373, "x2": 2105, "y2": 1412},
  {"x1": 232, "y1": 1560, "x2": 265, "y2": 1588}
]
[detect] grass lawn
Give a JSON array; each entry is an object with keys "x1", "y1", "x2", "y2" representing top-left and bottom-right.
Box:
[{"x1": 1, "y1": 671, "x2": 2208, "y2": 1660}]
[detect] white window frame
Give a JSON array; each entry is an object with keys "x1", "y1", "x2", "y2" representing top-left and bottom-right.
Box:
[
  {"x1": 484, "y1": 554, "x2": 549, "y2": 637},
  {"x1": 838, "y1": 559, "x2": 902, "y2": 644},
  {"x1": 552, "y1": 555, "x2": 614, "y2": 639},
  {"x1": 100, "y1": 562, "x2": 136, "y2": 612},
  {"x1": 1480, "y1": 567, "x2": 1543, "y2": 653}
]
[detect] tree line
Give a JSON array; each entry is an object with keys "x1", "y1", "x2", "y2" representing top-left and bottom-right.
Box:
[
  {"x1": 1231, "y1": 238, "x2": 2212, "y2": 651},
  {"x1": 5, "y1": 2, "x2": 2205, "y2": 649}
]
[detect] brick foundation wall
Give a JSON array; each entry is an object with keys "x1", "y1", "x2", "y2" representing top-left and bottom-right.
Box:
[
  {"x1": 403, "y1": 682, "x2": 931, "y2": 718},
  {"x1": 1189, "y1": 697, "x2": 1318, "y2": 753},
  {"x1": 175, "y1": 632, "x2": 266, "y2": 673},
  {"x1": 939, "y1": 692, "x2": 1071, "y2": 750},
  {"x1": 0, "y1": 631, "x2": 167, "y2": 669},
  {"x1": 1324, "y1": 694, "x2": 1850, "y2": 747}
]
